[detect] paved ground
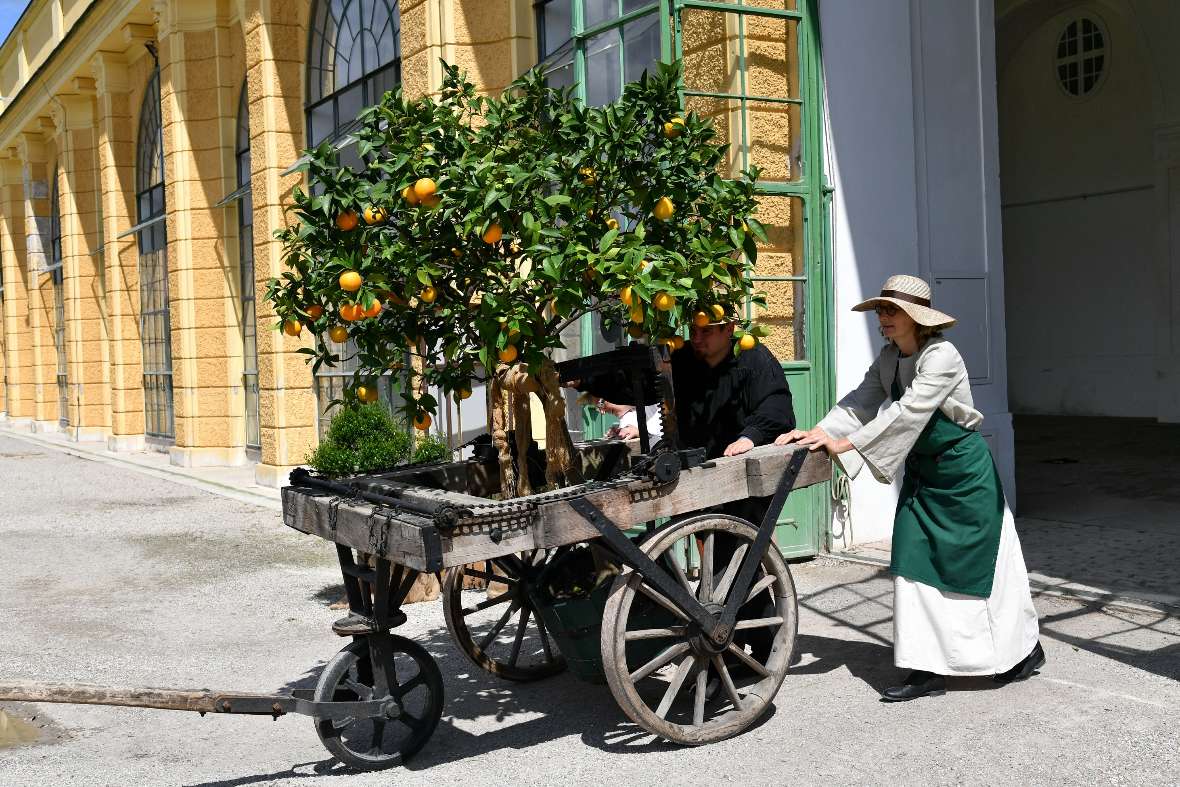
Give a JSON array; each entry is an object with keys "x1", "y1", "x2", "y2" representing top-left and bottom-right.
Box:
[
  {"x1": 1, "y1": 434, "x2": 1178, "y2": 786},
  {"x1": 841, "y1": 415, "x2": 1180, "y2": 612}
]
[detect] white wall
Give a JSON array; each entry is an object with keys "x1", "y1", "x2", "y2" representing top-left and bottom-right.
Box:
[
  {"x1": 998, "y1": 3, "x2": 1156, "y2": 417},
  {"x1": 820, "y1": 0, "x2": 1013, "y2": 543}
]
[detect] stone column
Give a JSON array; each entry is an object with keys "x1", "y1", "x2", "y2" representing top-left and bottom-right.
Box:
[
  {"x1": 0, "y1": 157, "x2": 33, "y2": 431},
  {"x1": 242, "y1": 0, "x2": 316, "y2": 486},
  {"x1": 155, "y1": 0, "x2": 248, "y2": 467},
  {"x1": 52, "y1": 90, "x2": 110, "y2": 441},
  {"x1": 92, "y1": 50, "x2": 147, "y2": 451},
  {"x1": 18, "y1": 131, "x2": 59, "y2": 432}
]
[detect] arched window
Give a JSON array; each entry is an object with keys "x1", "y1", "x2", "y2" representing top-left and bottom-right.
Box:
[
  {"x1": 237, "y1": 81, "x2": 260, "y2": 453},
  {"x1": 49, "y1": 169, "x2": 68, "y2": 427},
  {"x1": 306, "y1": 0, "x2": 401, "y2": 148},
  {"x1": 306, "y1": 0, "x2": 402, "y2": 437},
  {"x1": 136, "y1": 67, "x2": 174, "y2": 442}
]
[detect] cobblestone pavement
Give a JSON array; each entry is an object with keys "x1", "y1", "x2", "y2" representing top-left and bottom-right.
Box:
[{"x1": 1, "y1": 435, "x2": 1178, "y2": 786}]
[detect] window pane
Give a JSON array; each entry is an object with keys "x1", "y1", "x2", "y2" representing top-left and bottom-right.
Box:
[
  {"x1": 540, "y1": 0, "x2": 573, "y2": 58},
  {"x1": 336, "y1": 83, "x2": 364, "y2": 129},
  {"x1": 544, "y1": 56, "x2": 575, "y2": 92},
  {"x1": 585, "y1": 28, "x2": 622, "y2": 106},
  {"x1": 747, "y1": 100, "x2": 803, "y2": 182},
  {"x1": 622, "y1": 12, "x2": 660, "y2": 83},
  {"x1": 583, "y1": 0, "x2": 617, "y2": 29},
  {"x1": 308, "y1": 101, "x2": 335, "y2": 147},
  {"x1": 623, "y1": 0, "x2": 659, "y2": 14}
]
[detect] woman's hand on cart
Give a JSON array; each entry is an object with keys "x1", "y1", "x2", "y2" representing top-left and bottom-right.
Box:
[{"x1": 775, "y1": 427, "x2": 853, "y2": 456}]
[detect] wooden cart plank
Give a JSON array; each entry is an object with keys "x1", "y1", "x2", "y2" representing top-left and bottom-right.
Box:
[{"x1": 282, "y1": 444, "x2": 831, "y2": 570}]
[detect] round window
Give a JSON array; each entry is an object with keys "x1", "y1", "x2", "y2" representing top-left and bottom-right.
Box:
[{"x1": 1055, "y1": 16, "x2": 1108, "y2": 97}]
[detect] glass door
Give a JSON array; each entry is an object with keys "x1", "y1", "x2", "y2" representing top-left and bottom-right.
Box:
[{"x1": 673, "y1": 0, "x2": 831, "y2": 556}]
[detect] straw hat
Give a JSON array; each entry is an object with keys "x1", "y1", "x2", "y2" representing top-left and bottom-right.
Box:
[{"x1": 852, "y1": 275, "x2": 956, "y2": 329}]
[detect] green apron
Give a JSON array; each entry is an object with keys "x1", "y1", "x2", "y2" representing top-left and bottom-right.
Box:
[{"x1": 888, "y1": 367, "x2": 1004, "y2": 597}]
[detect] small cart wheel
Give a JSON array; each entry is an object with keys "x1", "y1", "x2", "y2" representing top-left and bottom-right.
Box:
[
  {"x1": 600, "y1": 514, "x2": 798, "y2": 745},
  {"x1": 442, "y1": 551, "x2": 567, "y2": 681},
  {"x1": 313, "y1": 636, "x2": 443, "y2": 771}
]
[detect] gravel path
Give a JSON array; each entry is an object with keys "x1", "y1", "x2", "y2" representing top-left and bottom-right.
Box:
[{"x1": 1, "y1": 434, "x2": 1177, "y2": 786}]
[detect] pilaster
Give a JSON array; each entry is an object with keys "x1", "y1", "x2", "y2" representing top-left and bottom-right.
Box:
[
  {"x1": 18, "y1": 131, "x2": 60, "y2": 432},
  {"x1": 92, "y1": 50, "x2": 146, "y2": 451},
  {"x1": 154, "y1": 0, "x2": 248, "y2": 467},
  {"x1": 0, "y1": 157, "x2": 33, "y2": 429},
  {"x1": 51, "y1": 91, "x2": 110, "y2": 441},
  {"x1": 243, "y1": 0, "x2": 316, "y2": 485}
]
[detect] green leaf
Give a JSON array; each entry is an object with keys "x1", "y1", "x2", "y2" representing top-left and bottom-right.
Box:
[
  {"x1": 543, "y1": 194, "x2": 571, "y2": 206},
  {"x1": 598, "y1": 228, "x2": 618, "y2": 253}
]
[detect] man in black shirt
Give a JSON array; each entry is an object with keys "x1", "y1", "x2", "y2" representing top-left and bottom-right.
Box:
[
  {"x1": 577, "y1": 318, "x2": 796, "y2": 460},
  {"x1": 671, "y1": 320, "x2": 796, "y2": 459}
]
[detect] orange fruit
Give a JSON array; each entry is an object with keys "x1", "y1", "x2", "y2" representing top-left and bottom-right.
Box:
[
  {"x1": 620, "y1": 286, "x2": 634, "y2": 307},
  {"x1": 413, "y1": 178, "x2": 437, "y2": 200},
  {"x1": 283, "y1": 319, "x2": 302, "y2": 337},
  {"x1": 663, "y1": 118, "x2": 685, "y2": 139},
  {"x1": 451, "y1": 247, "x2": 463, "y2": 258},
  {"x1": 328, "y1": 325, "x2": 349, "y2": 343},
  {"x1": 420, "y1": 286, "x2": 437, "y2": 304},
  {"x1": 692, "y1": 311, "x2": 710, "y2": 328},
  {"x1": 653, "y1": 197, "x2": 674, "y2": 221},
  {"x1": 413, "y1": 412, "x2": 432, "y2": 431},
  {"x1": 338, "y1": 270, "x2": 363, "y2": 292},
  {"x1": 579, "y1": 167, "x2": 596, "y2": 185},
  {"x1": 482, "y1": 223, "x2": 503, "y2": 244},
  {"x1": 739, "y1": 334, "x2": 757, "y2": 351},
  {"x1": 671, "y1": 336, "x2": 685, "y2": 350},
  {"x1": 401, "y1": 185, "x2": 419, "y2": 205},
  {"x1": 339, "y1": 303, "x2": 363, "y2": 322},
  {"x1": 630, "y1": 303, "x2": 644, "y2": 324},
  {"x1": 627, "y1": 325, "x2": 644, "y2": 339},
  {"x1": 456, "y1": 388, "x2": 472, "y2": 401},
  {"x1": 710, "y1": 304, "x2": 726, "y2": 322},
  {"x1": 335, "y1": 211, "x2": 359, "y2": 231},
  {"x1": 420, "y1": 194, "x2": 441, "y2": 210},
  {"x1": 498, "y1": 344, "x2": 518, "y2": 364},
  {"x1": 653, "y1": 292, "x2": 675, "y2": 311},
  {"x1": 356, "y1": 385, "x2": 379, "y2": 404},
  {"x1": 605, "y1": 217, "x2": 619, "y2": 231},
  {"x1": 305, "y1": 304, "x2": 324, "y2": 320},
  {"x1": 362, "y1": 301, "x2": 382, "y2": 318},
  {"x1": 363, "y1": 205, "x2": 386, "y2": 225}
]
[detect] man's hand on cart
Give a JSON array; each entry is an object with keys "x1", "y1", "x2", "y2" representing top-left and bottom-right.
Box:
[
  {"x1": 776, "y1": 427, "x2": 854, "y2": 456},
  {"x1": 723, "y1": 436, "x2": 755, "y2": 456}
]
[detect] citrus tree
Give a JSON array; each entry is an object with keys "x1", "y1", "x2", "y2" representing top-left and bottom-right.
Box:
[{"x1": 267, "y1": 61, "x2": 770, "y2": 497}]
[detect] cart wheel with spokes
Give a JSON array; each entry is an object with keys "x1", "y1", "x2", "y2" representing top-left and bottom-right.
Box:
[
  {"x1": 313, "y1": 636, "x2": 443, "y2": 771},
  {"x1": 442, "y1": 550, "x2": 567, "y2": 681},
  {"x1": 599, "y1": 514, "x2": 798, "y2": 745}
]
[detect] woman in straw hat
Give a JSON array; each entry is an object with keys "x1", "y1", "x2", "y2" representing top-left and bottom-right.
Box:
[{"x1": 776, "y1": 275, "x2": 1044, "y2": 701}]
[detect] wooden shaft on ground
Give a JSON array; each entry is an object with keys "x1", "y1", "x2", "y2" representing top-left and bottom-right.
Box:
[{"x1": 0, "y1": 681, "x2": 222, "y2": 713}]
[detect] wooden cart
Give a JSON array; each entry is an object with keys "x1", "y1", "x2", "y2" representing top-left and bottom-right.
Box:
[{"x1": 0, "y1": 345, "x2": 830, "y2": 771}]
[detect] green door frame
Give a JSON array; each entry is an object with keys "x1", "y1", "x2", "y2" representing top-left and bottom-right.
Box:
[
  {"x1": 671, "y1": 0, "x2": 833, "y2": 557},
  {"x1": 537, "y1": 0, "x2": 834, "y2": 555}
]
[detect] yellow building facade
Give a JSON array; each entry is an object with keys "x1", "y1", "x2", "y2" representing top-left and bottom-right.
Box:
[{"x1": 0, "y1": 0, "x2": 819, "y2": 518}]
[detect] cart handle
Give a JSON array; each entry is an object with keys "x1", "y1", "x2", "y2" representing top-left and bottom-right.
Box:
[{"x1": 568, "y1": 448, "x2": 808, "y2": 647}]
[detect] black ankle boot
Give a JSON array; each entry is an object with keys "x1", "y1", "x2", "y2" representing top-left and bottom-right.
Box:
[
  {"x1": 993, "y1": 641, "x2": 1045, "y2": 684},
  {"x1": 881, "y1": 670, "x2": 947, "y2": 702}
]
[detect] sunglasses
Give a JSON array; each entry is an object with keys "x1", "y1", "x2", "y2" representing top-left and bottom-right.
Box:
[{"x1": 873, "y1": 303, "x2": 900, "y2": 316}]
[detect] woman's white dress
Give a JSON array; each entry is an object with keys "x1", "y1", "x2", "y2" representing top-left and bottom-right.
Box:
[{"x1": 818, "y1": 339, "x2": 1040, "y2": 675}]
